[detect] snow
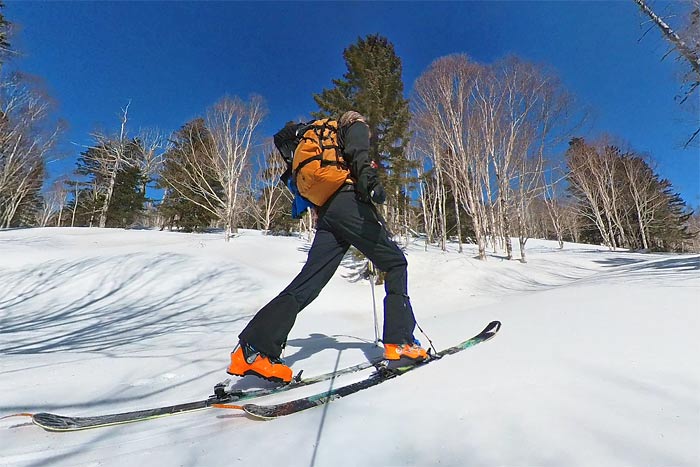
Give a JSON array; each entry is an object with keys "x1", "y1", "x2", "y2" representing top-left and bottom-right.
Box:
[{"x1": 1, "y1": 227, "x2": 698, "y2": 467}]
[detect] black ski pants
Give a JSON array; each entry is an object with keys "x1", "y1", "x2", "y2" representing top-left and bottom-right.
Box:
[{"x1": 238, "y1": 188, "x2": 417, "y2": 358}]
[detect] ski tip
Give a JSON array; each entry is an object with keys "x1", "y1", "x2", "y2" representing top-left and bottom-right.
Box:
[
  {"x1": 0, "y1": 412, "x2": 34, "y2": 422},
  {"x1": 30, "y1": 413, "x2": 76, "y2": 432},
  {"x1": 242, "y1": 404, "x2": 276, "y2": 420},
  {"x1": 483, "y1": 320, "x2": 502, "y2": 335}
]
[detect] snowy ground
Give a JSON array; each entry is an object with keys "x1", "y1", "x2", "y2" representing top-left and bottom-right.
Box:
[{"x1": 0, "y1": 227, "x2": 698, "y2": 467}]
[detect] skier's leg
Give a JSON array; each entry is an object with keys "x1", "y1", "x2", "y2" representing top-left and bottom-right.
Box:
[
  {"x1": 319, "y1": 191, "x2": 416, "y2": 344},
  {"x1": 238, "y1": 228, "x2": 349, "y2": 358}
]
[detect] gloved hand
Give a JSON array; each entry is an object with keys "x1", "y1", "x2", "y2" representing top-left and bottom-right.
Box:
[
  {"x1": 370, "y1": 183, "x2": 386, "y2": 204},
  {"x1": 355, "y1": 172, "x2": 372, "y2": 203}
]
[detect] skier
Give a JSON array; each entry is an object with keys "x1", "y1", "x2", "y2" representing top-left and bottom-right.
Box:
[{"x1": 227, "y1": 111, "x2": 427, "y2": 383}]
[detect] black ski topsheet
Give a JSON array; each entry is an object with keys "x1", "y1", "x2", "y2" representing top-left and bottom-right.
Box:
[
  {"x1": 243, "y1": 320, "x2": 501, "y2": 419},
  {"x1": 31, "y1": 400, "x2": 211, "y2": 431},
  {"x1": 28, "y1": 354, "x2": 382, "y2": 431}
]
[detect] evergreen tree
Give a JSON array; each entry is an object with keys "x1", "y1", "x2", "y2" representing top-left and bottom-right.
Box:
[
  {"x1": 70, "y1": 146, "x2": 103, "y2": 226},
  {"x1": 72, "y1": 140, "x2": 146, "y2": 228},
  {"x1": 0, "y1": 2, "x2": 13, "y2": 66},
  {"x1": 566, "y1": 137, "x2": 695, "y2": 252},
  {"x1": 648, "y1": 180, "x2": 694, "y2": 251},
  {"x1": 104, "y1": 165, "x2": 146, "y2": 227},
  {"x1": 313, "y1": 34, "x2": 413, "y2": 223},
  {"x1": 157, "y1": 119, "x2": 219, "y2": 232}
]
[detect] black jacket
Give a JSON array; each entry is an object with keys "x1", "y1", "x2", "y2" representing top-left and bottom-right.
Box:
[{"x1": 342, "y1": 121, "x2": 378, "y2": 202}]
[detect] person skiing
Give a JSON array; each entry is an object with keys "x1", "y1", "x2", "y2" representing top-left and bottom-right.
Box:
[{"x1": 227, "y1": 111, "x2": 427, "y2": 383}]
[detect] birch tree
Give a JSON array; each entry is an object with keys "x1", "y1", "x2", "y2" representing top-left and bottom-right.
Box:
[
  {"x1": 543, "y1": 165, "x2": 569, "y2": 249},
  {"x1": 506, "y1": 60, "x2": 574, "y2": 262},
  {"x1": 135, "y1": 128, "x2": 167, "y2": 197},
  {"x1": 161, "y1": 95, "x2": 266, "y2": 240},
  {"x1": 566, "y1": 138, "x2": 617, "y2": 249},
  {"x1": 36, "y1": 177, "x2": 69, "y2": 227},
  {"x1": 566, "y1": 138, "x2": 647, "y2": 249},
  {"x1": 251, "y1": 139, "x2": 292, "y2": 233},
  {"x1": 0, "y1": 73, "x2": 59, "y2": 228},
  {"x1": 480, "y1": 58, "x2": 553, "y2": 261},
  {"x1": 634, "y1": 0, "x2": 700, "y2": 147},
  {"x1": 410, "y1": 111, "x2": 445, "y2": 249},
  {"x1": 413, "y1": 55, "x2": 489, "y2": 259}
]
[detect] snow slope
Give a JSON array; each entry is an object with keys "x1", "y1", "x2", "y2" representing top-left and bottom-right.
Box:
[{"x1": 1, "y1": 228, "x2": 698, "y2": 467}]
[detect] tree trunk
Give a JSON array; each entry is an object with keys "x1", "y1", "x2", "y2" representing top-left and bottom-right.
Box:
[
  {"x1": 453, "y1": 194, "x2": 463, "y2": 254},
  {"x1": 99, "y1": 168, "x2": 117, "y2": 228}
]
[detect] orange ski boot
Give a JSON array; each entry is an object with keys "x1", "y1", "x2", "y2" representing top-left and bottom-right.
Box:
[
  {"x1": 383, "y1": 340, "x2": 429, "y2": 367},
  {"x1": 227, "y1": 341, "x2": 293, "y2": 384}
]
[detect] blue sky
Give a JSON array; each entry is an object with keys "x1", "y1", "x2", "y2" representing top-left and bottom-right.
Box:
[{"x1": 5, "y1": 1, "x2": 699, "y2": 206}]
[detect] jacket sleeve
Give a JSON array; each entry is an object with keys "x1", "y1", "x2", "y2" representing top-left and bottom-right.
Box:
[{"x1": 342, "y1": 121, "x2": 378, "y2": 201}]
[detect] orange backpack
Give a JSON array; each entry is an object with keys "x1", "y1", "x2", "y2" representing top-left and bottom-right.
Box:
[{"x1": 292, "y1": 119, "x2": 351, "y2": 206}]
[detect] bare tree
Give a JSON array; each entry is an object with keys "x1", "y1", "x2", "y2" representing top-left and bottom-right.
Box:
[
  {"x1": 634, "y1": 0, "x2": 700, "y2": 77},
  {"x1": 0, "y1": 73, "x2": 60, "y2": 228},
  {"x1": 413, "y1": 55, "x2": 578, "y2": 261},
  {"x1": 621, "y1": 153, "x2": 669, "y2": 250},
  {"x1": 36, "y1": 177, "x2": 69, "y2": 227},
  {"x1": 136, "y1": 128, "x2": 167, "y2": 196},
  {"x1": 410, "y1": 116, "x2": 449, "y2": 250},
  {"x1": 413, "y1": 55, "x2": 488, "y2": 258},
  {"x1": 250, "y1": 139, "x2": 291, "y2": 233},
  {"x1": 509, "y1": 60, "x2": 575, "y2": 262},
  {"x1": 566, "y1": 137, "x2": 637, "y2": 250},
  {"x1": 54, "y1": 177, "x2": 69, "y2": 226},
  {"x1": 543, "y1": 165, "x2": 569, "y2": 249},
  {"x1": 36, "y1": 194, "x2": 55, "y2": 227},
  {"x1": 566, "y1": 139, "x2": 616, "y2": 249},
  {"x1": 66, "y1": 179, "x2": 81, "y2": 227},
  {"x1": 634, "y1": 0, "x2": 700, "y2": 147},
  {"x1": 471, "y1": 61, "x2": 514, "y2": 258},
  {"x1": 161, "y1": 95, "x2": 266, "y2": 240}
]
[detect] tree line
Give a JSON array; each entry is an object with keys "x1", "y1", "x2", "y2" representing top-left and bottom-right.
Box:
[{"x1": 0, "y1": 7, "x2": 697, "y2": 254}]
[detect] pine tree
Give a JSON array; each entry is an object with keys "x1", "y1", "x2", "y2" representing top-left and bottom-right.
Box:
[
  {"x1": 0, "y1": 2, "x2": 13, "y2": 66},
  {"x1": 313, "y1": 34, "x2": 413, "y2": 229},
  {"x1": 72, "y1": 140, "x2": 146, "y2": 228},
  {"x1": 157, "y1": 119, "x2": 219, "y2": 232},
  {"x1": 566, "y1": 136, "x2": 695, "y2": 252},
  {"x1": 104, "y1": 165, "x2": 146, "y2": 228},
  {"x1": 648, "y1": 180, "x2": 694, "y2": 251}
]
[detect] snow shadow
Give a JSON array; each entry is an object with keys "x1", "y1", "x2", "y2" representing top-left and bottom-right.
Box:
[
  {"x1": 0, "y1": 253, "x2": 254, "y2": 355},
  {"x1": 591, "y1": 255, "x2": 700, "y2": 285},
  {"x1": 284, "y1": 333, "x2": 383, "y2": 366},
  {"x1": 222, "y1": 332, "x2": 382, "y2": 393},
  {"x1": 595, "y1": 255, "x2": 700, "y2": 272}
]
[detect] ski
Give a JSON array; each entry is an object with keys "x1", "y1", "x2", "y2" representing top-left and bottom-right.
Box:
[
  {"x1": 243, "y1": 320, "x2": 501, "y2": 419},
  {"x1": 19, "y1": 320, "x2": 500, "y2": 430},
  {"x1": 24, "y1": 352, "x2": 383, "y2": 431}
]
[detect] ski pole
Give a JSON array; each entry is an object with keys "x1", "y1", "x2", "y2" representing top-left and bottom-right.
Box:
[{"x1": 368, "y1": 261, "x2": 381, "y2": 346}]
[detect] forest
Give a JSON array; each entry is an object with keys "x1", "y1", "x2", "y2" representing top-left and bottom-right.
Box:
[{"x1": 0, "y1": 2, "x2": 698, "y2": 255}]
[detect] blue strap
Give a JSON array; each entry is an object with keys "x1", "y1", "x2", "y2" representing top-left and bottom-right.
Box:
[{"x1": 287, "y1": 178, "x2": 314, "y2": 219}]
